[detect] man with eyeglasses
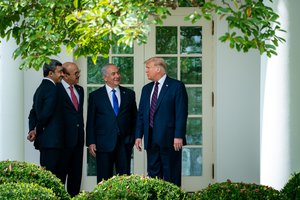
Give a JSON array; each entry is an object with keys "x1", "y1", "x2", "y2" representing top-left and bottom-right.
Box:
[{"x1": 57, "y1": 62, "x2": 85, "y2": 197}]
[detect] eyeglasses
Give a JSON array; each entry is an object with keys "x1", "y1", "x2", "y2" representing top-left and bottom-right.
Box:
[{"x1": 66, "y1": 70, "x2": 81, "y2": 77}]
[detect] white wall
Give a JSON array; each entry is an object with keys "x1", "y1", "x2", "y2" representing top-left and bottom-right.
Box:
[
  {"x1": 261, "y1": 0, "x2": 300, "y2": 190},
  {"x1": 214, "y1": 15, "x2": 261, "y2": 183},
  {"x1": 0, "y1": 38, "x2": 24, "y2": 161}
]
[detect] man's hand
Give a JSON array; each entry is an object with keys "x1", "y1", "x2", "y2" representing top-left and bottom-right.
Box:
[
  {"x1": 27, "y1": 129, "x2": 36, "y2": 142},
  {"x1": 174, "y1": 138, "x2": 183, "y2": 151},
  {"x1": 135, "y1": 138, "x2": 142, "y2": 151},
  {"x1": 88, "y1": 144, "x2": 97, "y2": 157}
]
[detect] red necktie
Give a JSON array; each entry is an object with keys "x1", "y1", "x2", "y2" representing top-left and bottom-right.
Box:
[
  {"x1": 149, "y1": 82, "x2": 159, "y2": 128},
  {"x1": 70, "y1": 85, "x2": 78, "y2": 111}
]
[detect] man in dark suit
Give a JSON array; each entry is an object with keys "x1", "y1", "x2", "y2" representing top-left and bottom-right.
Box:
[
  {"x1": 27, "y1": 59, "x2": 64, "y2": 179},
  {"x1": 86, "y1": 63, "x2": 137, "y2": 183},
  {"x1": 135, "y1": 57, "x2": 188, "y2": 187},
  {"x1": 57, "y1": 62, "x2": 84, "y2": 197}
]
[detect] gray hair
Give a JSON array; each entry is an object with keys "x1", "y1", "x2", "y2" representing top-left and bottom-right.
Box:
[{"x1": 101, "y1": 63, "x2": 118, "y2": 77}]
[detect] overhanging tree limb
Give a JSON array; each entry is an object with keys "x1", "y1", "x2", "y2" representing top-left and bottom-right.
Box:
[{"x1": 0, "y1": 0, "x2": 286, "y2": 70}]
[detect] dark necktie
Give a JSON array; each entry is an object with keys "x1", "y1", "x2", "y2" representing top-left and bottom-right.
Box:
[
  {"x1": 112, "y1": 89, "x2": 119, "y2": 116},
  {"x1": 69, "y1": 85, "x2": 78, "y2": 111},
  {"x1": 149, "y1": 82, "x2": 159, "y2": 128}
]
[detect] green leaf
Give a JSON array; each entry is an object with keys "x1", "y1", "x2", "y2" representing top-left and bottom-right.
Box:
[
  {"x1": 265, "y1": 44, "x2": 276, "y2": 50},
  {"x1": 73, "y1": 0, "x2": 78, "y2": 9}
]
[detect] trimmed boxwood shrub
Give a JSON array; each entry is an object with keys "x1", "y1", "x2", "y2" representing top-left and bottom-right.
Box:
[
  {"x1": 190, "y1": 180, "x2": 287, "y2": 200},
  {"x1": 281, "y1": 172, "x2": 300, "y2": 199},
  {"x1": 73, "y1": 174, "x2": 189, "y2": 200},
  {"x1": 0, "y1": 160, "x2": 70, "y2": 200},
  {"x1": 0, "y1": 182, "x2": 56, "y2": 200}
]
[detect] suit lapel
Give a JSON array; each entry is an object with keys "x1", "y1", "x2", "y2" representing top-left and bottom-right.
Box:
[
  {"x1": 155, "y1": 77, "x2": 169, "y2": 111},
  {"x1": 119, "y1": 86, "x2": 126, "y2": 113},
  {"x1": 58, "y1": 83, "x2": 76, "y2": 110},
  {"x1": 99, "y1": 86, "x2": 116, "y2": 116},
  {"x1": 146, "y1": 82, "x2": 154, "y2": 111},
  {"x1": 74, "y1": 85, "x2": 83, "y2": 109}
]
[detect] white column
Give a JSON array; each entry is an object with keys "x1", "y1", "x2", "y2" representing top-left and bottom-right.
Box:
[
  {"x1": 0, "y1": 38, "x2": 24, "y2": 161},
  {"x1": 23, "y1": 67, "x2": 42, "y2": 164},
  {"x1": 261, "y1": 0, "x2": 300, "y2": 189},
  {"x1": 214, "y1": 12, "x2": 261, "y2": 183}
]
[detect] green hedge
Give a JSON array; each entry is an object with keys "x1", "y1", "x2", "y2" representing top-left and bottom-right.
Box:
[
  {"x1": 73, "y1": 175, "x2": 293, "y2": 200},
  {"x1": 74, "y1": 174, "x2": 189, "y2": 200},
  {"x1": 191, "y1": 180, "x2": 287, "y2": 200},
  {"x1": 2, "y1": 160, "x2": 300, "y2": 200},
  {"x1": 0, "y1": 160, "x2": 70, "y2": 200},
  {"x1": 281, "y1": 172, "x2": 300, "y2": 200},
  {"x1": 0, "y1": 182, "x2": 56, "y2": 200}
]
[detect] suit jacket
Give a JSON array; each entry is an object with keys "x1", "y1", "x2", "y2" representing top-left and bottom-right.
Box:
[
  {"x1": 135, "y1": 76, "x2": 188, "y2": 149},
  {"x1": 57, "y1": 83, "x2": 85, "y2": 148},
  {"x1": 86, "y1": 85, "x2": 137, "y2": 152},
  {"x1": 28, "y1": 79, "x2": 64, "y2": 149}
]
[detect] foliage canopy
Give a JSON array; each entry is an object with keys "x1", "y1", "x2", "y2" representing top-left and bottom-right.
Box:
[{"x1": 0, "y1": 0, "x2": 285, "y2": 70}]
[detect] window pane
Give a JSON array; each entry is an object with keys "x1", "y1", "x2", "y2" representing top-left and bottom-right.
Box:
[
  {"x1": 186, "y1": 118, "x2": 202, "y2": 145},
  {"x1": 180, "y1": 26, "x2": 202, "y2": 54},
  {"x1": 187, "y1": 87, "x2": 202, "y2": 115},
  {"x1": 181, "y1": 57, "x2": 202, "y2": 84},
  {"x1": 87, "y1": 56, "x2": 108, "y2": 84},
  {"x1": 87, "y1": 87, "x2": 99, "y2": 95},
  {"x1": 163, "y1": 57, "x2": 177, "y2": 80},
  {"x1": 112, "y1": 57, "x2": 134, "y2": 84},
  {"x1": 112, "y1": 34, "x2": 133, "y2": 54},
  {"x1": 156, "y1": 27, "x2": 177, "y2": 54},
  {"x1": 182, "y1": 147, "x2": 202, "y2": 176}
]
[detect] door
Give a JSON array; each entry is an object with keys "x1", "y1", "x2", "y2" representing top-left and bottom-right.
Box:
[{"x1": 77, "y1": 7, "x2": 213, "y2": 193}]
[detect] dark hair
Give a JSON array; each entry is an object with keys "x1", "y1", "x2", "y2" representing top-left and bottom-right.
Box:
[{"x1": 43, "y1": 59, "x2": 62, "y2": 77}]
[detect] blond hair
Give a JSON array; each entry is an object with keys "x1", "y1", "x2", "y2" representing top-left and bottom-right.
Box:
[{"x1": 144, "y1": 57, "x2": 167, "y2": 71}]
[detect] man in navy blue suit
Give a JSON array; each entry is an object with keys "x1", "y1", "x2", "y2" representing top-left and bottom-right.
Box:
[
  {"x1": 86, "y1": 63, "x2": 137, "y2": 183},
  {"x1": 57, "y1": 62, "x2": 84, "y2": 197},
  {"x1": 135, "y1": 57, "x2": 188, "y2": 187},
  {"x1": 27, "y1": 59, "x2": 64, "y2": 179}
]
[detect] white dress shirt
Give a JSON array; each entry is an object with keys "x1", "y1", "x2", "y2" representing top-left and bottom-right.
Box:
[{"x1": 105, "y1": 85, "x2": 121, "y2": 108}]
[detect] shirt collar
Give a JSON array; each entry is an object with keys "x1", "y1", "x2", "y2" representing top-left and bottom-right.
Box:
[
  {"x1": 105, "y1": 84, "x2": 120, "y2": 93},
  {"x1": 61, "y1": 79, "x2": 71, "y2": 90},
  {"x1": 43, "y1": 77, "x2": 56, "y2": 85},
  {"x1": 156, "y1": 74, "x2": 167, "y2": 86}
]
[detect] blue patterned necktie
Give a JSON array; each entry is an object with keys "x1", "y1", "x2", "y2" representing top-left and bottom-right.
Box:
[
  {"x1": 112, "y1": 89, "x2": 119, "y2": 116},
  {"x1": 149, "y1": 82, "x2": 159, "y2": 128}
]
